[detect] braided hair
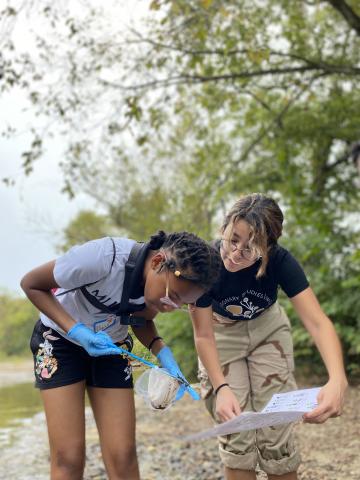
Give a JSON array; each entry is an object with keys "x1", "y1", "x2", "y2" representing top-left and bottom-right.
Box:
[{"x1": 148, "y1": 230, "x2": 221, "y2": 291}]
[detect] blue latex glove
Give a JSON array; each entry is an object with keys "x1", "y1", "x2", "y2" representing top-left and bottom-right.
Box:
[
  {"x1": 67, "y1": 323, "x2": 120, "y2": 357},
  {"x1": 156, "y1": 346, "x2": 200, "y2": 401}
]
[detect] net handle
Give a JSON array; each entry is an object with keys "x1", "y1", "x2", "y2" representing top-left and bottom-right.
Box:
[{"x1": 115, "y1": 345, "x2": 189, "y2": 386}]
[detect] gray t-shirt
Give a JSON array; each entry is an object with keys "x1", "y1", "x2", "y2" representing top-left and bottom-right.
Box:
[{"x1": 40, "y1": 237, "x2": 146, "y2": 343}]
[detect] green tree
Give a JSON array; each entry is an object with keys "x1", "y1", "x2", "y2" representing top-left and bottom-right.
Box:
[
  {"x1": 0, "y1": 292, "x2": 38, "y2": 357},
  {"x1": 2, "y1": 0, "x2": 360, "y2": 375},
  {"x1": 58, "y1": 210, "x2": 115, "y2": 252}
]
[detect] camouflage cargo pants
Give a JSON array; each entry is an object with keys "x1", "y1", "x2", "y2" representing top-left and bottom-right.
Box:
[{"x1": 198, "y1": 302, "x2": 301, "y2": 475}]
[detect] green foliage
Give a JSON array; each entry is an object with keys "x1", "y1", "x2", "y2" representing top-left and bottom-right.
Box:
[
  {"x1": 2, "y1": 0, "x2": 360, "y2": 376},
  {"x1": 109, "y1": 186, "x2": 171, "y2": 241},
  {"x1": 0, "y1": 293, "x2": 38, "y2": 357},
  {"x1": 155, "y1": 310, "x2": 197, "y2": 380},
  {"x1": 58, "y1": 210, "x2": 116, "y2": 252},
  {"x1": 279, "y1": 223, "x2": 360, "y2": 379}
]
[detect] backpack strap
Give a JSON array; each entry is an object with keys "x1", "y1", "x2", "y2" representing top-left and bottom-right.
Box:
[
  {"x1": 116, "y1": 241, "x2": 145, "y2": 311},
  {"x1": 114, "y1": 241, "x2": 146, "y2": 326}
]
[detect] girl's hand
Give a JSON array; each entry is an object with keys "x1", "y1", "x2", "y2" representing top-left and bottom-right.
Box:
[
  {"x1": 67, "y1": 323, "x2": 120, "y2": 357},
  {"x1": 156, "y1": 346, "x2": 200, "y2": 400},
  {"x1": 303, "y1": 378, "x2": 348, "y2": 424},
  {"x1": 215, "y1": 387, "x2": 241, "y2": 422}
]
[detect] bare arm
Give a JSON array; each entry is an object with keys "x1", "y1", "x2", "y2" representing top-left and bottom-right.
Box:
[
  {"x1": 131, "y1": 306, "x2": 165, "y2": 355},
  {"x1": 290, "y1": 286, "x2": 348, "y2": 423},
  {"x1": 190, "y1": 305, "x2": 241, "y2": 420},
  {"x1": 20, "y1": 261, "x2": 76, "y2": 332}
]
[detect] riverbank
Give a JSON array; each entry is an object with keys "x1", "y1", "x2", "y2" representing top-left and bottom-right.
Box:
[
  {"x1": 0, "y1": 359, "x2": 33, "y2": 387},
  {"x1": 0, "y1": 360, "x2": 358, "y2": 479}
]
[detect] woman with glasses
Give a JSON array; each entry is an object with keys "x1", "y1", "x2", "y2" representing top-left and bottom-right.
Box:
[
  {"x1": 21, "y1": 230, "x2": 228, "y2": 480},
  {"x1": 190, "y1": 193, "x2": 348, "y2": 480}
]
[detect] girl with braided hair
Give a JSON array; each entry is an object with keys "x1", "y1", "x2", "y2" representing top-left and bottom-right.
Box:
[
  {"x1": 191, "y1": 193, "x2": 348, "y2": 480},
  {"x1": 21, "y1": 230, "x2": 233, "y2": 480}
]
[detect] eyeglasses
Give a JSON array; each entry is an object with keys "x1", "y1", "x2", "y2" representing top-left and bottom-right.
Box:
[
  {"x1": 160, "y1": 271, "x2": 191, "y2": 311},
  {"x1": 220, "y1": 238, "x2": 259, "y2": 262}
]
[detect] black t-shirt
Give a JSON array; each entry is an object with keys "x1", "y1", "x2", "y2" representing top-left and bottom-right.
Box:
[{"x1": 196, "y1": 244, "x2": 309, "y2": 321}]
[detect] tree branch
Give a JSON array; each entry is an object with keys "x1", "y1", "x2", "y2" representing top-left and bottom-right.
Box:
[
  {"x1": 127, "y1": 29, "x2": 348, "y2": 67},
  {"x1": 180, "y1": 63, "x2": 360, "y2": 82},
  {"x1": 325, "y1": 0, "x2": 360, "y2": 35},
  {"x1": 99, "y1": 61, "x2": 360, "y2": 93},
  {"x1": 219, "y1": 74, "x2": 326, "y2": 186}
]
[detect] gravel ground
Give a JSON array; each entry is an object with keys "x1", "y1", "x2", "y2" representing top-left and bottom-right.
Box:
[
  {"x1": 1, "y1": 361, "x2": 357, "y2": 479},
  {"x1": 84, "y1": 384, "x2": 359, "y2": 480}
]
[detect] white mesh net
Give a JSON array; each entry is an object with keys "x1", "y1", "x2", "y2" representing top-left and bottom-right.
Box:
[{"x1": 134, "y1": 368, "x2": 180, "y2": 411}]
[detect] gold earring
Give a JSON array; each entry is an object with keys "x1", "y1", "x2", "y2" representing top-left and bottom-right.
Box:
[{"x1": 174, "y1": 270, "x2": 181, "y2": 277}]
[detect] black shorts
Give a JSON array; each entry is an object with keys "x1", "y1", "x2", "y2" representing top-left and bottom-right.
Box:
[{"x1": 30, "y1": 320, "x2": 134, "y2": 390}]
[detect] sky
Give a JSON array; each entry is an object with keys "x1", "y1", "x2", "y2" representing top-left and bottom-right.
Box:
[
  {"x1": 0, "y1": 91, "x2": 96, "y2": 295},
  {"x1": 0, "y1": 0, "x2": 150, "y2": 295}
]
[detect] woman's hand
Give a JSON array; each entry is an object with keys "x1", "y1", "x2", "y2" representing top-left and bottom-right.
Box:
[
  {"x1": 215, "y1": 386, "x2": 241, "y2": 422},
  {"x1": 291, "y1": 289, "x2": 348, "y2": 424},
  {"x1": 303, "y1": 377, "x2": 348, "y2": 424}
]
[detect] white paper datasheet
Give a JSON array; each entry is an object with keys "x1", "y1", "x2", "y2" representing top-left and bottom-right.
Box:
[
  {"x1": 184, "y1": 387, "x2": 321, "y2": 442},
  {"x1": 262, "y1": 387, "x2": 320, "y2": 413}
]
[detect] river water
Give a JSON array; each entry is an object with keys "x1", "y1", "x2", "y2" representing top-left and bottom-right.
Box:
[
  {"x1": 0, "y1": 380, "x2": 103, "y2": 479},
  {"x1": 0, "y1": 381, "x2": 49, "y2": 479}
]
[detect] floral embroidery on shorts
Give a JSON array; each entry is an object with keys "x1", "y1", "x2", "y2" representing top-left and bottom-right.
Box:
[{"x1": 35, "y1": 328, "x2": 60, "y2": 380}]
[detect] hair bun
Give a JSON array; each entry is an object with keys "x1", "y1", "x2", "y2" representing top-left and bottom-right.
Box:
[{"x1": 149, "y1": 230, "x2": 167, "y2": 250}]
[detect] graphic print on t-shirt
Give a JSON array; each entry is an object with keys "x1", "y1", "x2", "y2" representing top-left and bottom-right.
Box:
[
  {"x1": 94, "y1": 314, "x2": 118, "y2": 332},
  {"x1": 221, "y1": 289, "x2": 272, "y2": 319}
]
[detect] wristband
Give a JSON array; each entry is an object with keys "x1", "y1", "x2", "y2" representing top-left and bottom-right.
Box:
[
  {"x1": 148, "y1": 336, "x2": 163, "y2": 351},
  {"x1": 215, "y1": 382, "x2": 229, "y2": 395}
]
